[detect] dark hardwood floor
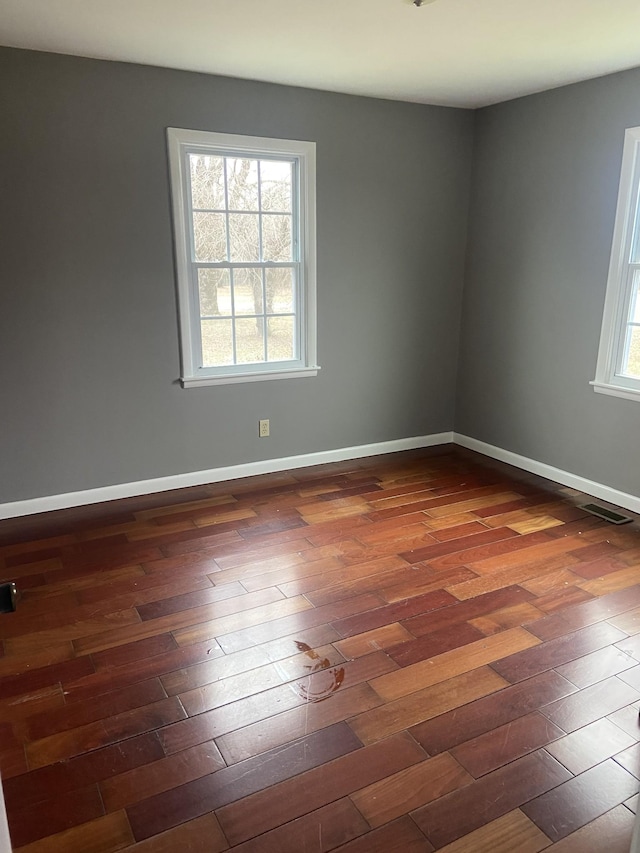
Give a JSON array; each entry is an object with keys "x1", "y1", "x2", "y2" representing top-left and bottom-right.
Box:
[{"x1": 1, "y1": 446, "x2": 640, "y2": 851}]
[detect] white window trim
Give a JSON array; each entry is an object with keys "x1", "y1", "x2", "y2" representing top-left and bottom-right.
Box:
[
  {"x1": 592, "y1": 125, "x2": 640, "y2": 402},
  {"x1": 167, "y1": 127, "x2": 319, "y2": 387}
]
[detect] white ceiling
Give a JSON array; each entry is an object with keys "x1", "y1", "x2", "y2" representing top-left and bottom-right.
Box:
[{"x1": 2, "y1": 0, "x2": 640, "y2": 108}]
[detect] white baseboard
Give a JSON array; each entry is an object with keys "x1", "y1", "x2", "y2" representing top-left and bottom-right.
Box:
[
  {"x1": 0, "y1": 776, "x2": 9, "y2": 853},
  {"x1": 5, "y1": 431, "x2": 637, "y2": 521},
  {"x1": 0, "y1": 432, "x2": 454, "y2": 520},
  {"x1": 454, "y1": 432, "x2": 640, "y2": 515}
]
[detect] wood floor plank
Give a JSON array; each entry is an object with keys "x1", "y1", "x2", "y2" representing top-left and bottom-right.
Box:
[
  {"x1": 545, "y1": 718, "x2": 635, "y2": 775},
  {"x1": 542, "y1": 805, "x2": 634, "y2": 853},
  {"x1": 7, "y1": 783, "x2": 105, "y2": 848},
  {"x1": 399, "y1": 526, "x2": 521, "y2": 565},
  {"x1": 411, "y1": 749, "x2": 572, "y2": 848},
  {"x1": 554, "y1": 645, "x2": 637, "y2": 688},
  {"x1": 331, "y1": 589, "x2": 457, "y2": 639},
  {"x1": 331, "y1": 816, "x2": 434, "y2": 852},
  {"x1": 19, "y1": 678, "x2": 165, "y2": 742},
  {"x1": 334, "y1": 623, "x2": 414, "y2": 658},
  {"x1": 78, "y1": 591, "x2": 310, "y2": 655},
  {"x1": 118, "y1": 813, "x2": 229, "y2": 853},
  {"x1": 214, "y1": 553, "x2": 340, "y2": 589},
  {"x1": 216, "y1": 731, "x2": 426, "y2": 845},
  {"x1": 3, "y1": 733, "x2": 165, "y2": 811},
  {"x1": 467, "y1": 535, "x2": 598, "y2": 575},
  {"x1": 348, "y1": 666, "x2": 508, "y2": 745},
  {"x1": 29, "y1": 565, "x2": 146, "y2": 600},
  {"x1": 520, "y1": 568, "x2": 584, "y2": 596},
  {"x1": 161, "y1": 627, "x2": 340, "y2": 695},
  {"x1": 135, "y1": 582, "x2": 247, "y2": 620},
  {"x1": 403, "y1": 586, "x2": 536, "y2": 637},
  {"x1": 127, "y1": 722, "x2": 362, "y2": 841},
  {"x1": 0, "y1": 643, "x2": 76, "y2": 680},
  {"x1": 0, "y1": 685, "x2": 65, "y2": 726},
  {"x1": 214, "y1": 592, "x2": 384, "y2": 654},
  {"x1": 224, "y1": 798, "x2": 369, "y2": 853},
  {"x1": 3, "y1": 609, "x2": 142, "y2": 655},
  {"x1": 215, "y1": 679, "x2": 383, "y2": 764},
  {"x1": 303, "y1": 564, "x2": 440, "y2": 608},
  {"x1": 0, "y1": 656, "x2": 95, "y2": 702},
  {"x1": 534, "y1": 586, "x2": 596, "y2": 614},
  {"x1": 491, "y1": 622, "x2": 628, "y2": 683},
  {"x1": 350, "y1": 752, "x2": 472, "y2": 828},
  {"x1": 469, "y1": 602, "x2": 545, "y2": 635},
  {"x1": 527, "y1": 585, "x2": 640, "y2": 641},
  {"x1": 100, "y1": 740, "x2": 226, "y2": 812},
  {"x1": 61, "y1": 639, "x2": 225, "y2": 704},
  {"x1": 379, "y1": 565, "x2": 478, "y2": 605},
  {"x1": 423, "y1": 492, "x2": 524, "y2": 518},
  {"x1": 446, "y1": 554, "x2": 582, "y2": 601},
  {"x1": 25, "y1": 697, "x2": 186, "y2": 769},
  {"x1": 608, "y1": 605, "x2": 640, "y2": 635},
  {"x1": 538, "y1": 675, "x2": 640, "y2": 732},
  {"x1": 521, "y1": 759, "x2": 638, "y2": 842},
  {"x1": 410, "y1": 670, "x2": 577, "y2": 756},
  {"x1": 425, "y1": 529, "x2": 553, "y2": 572},
  {"x1": 386, "y1": 621, "x2": 485, "y2": 666},
  {"x1": 11, "y1": 811, "x2": 135, "y2": 853},
  {"x1": 369, "y1": 627, "x2": 540, "y2": 701},
  {"x1": 91, "y1": 634, "x2": 179, "y2": 671},
  {"x1": 508, "y1": 515, "x2": 565, "y2": 534},
  {"x1": 450, "y1": 712, "x2": 565, "y2": 778},
  {"x1": 578, "y1": 565, "x2": 640, "y2": 596},
  {"x1": 436, "y1": 809, "x2": 551, "y2": 853},
  {"x1": 564, "y1": 555, "x2": 626, "y2": 580}
]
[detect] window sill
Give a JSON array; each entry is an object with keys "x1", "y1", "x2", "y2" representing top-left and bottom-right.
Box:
[
  {"x1": 181, "y1": 366, "x2": 321, "y2": 388},
  {"x1": 590, "y1": 380, "x2": 640, "y2": 403}
]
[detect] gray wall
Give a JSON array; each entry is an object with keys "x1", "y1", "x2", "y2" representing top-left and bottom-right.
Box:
[
  {"x1": 0, "y1": 48, "x2": 473, "y2": 503},
  {"x1": 457, "y1": 68, "x2": 640, "y2": 497}
]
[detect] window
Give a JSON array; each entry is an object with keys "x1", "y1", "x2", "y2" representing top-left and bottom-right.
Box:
[
  {"x1": 592, "y1": 125, "x2": 640, "y2": 402},
  {"x1": 167, "y1": 128, "x2": 318, "y2": 386}
]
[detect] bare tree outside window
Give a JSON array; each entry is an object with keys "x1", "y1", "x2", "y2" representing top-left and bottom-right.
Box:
[
  {"x1": 188, "y1": 153, "x2": 296, "y2": 368},
  {"x1": 168, "y1": 128, "x2": 317, "y2": 387}
]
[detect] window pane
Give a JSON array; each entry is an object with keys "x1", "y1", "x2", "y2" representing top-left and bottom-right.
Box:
[
  {"x1": 201, "y1": 318, "x2": 233, "y2": 366},
  {"x1": 189, "y1": 154, "x2": 225, "y2": 210},
  {"x1": 198, "y1": 269, "x2": 230, "y2": 317},
  {"x1": 623, "y1": 326, "x2": 640, "y2": 378},
  {"x1": 262, "y1": 214, "x2": 292, "y2": 261},
  {"x1": 229, "y1": 213, "x2": 259, "y2": 262},
  {"x1": 227, "y1": 158, "x2": 259, "y2": 211},
  {"x1": 267, "y1": 316, "x2": 295, "y2": 362},
  {"x1": 260, "y1": 160, "x2": 292, "y2": 212},
  {"x1": 631, "y1": 270, "x2": 640, "y2": 323},
  {"x1": 193, "y1": 212, "x2": 227, "y2": 262},
  {"x1": 233, "y1": 268, "x2": 263, "y2": 316},
  {"x1": 235, "y1": 317, "x2": 265, "y2": 364},
  {"x1": 265, "y1": 268, "x2": 294, "y2": 314}
]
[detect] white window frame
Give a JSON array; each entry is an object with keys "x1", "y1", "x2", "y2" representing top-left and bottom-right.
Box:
[
  {"x1": 592, "y1": 125, "x2": 640, "y2": 402},
  {"x1": 167, "y1": 127, "x2": 319, "y2": 387}
]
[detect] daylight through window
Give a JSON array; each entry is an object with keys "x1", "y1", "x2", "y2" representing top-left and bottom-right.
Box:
[
  {"x1": 593, "y1": 125, "x2": 640, "y2": 402},
  {"x1": 167, "y1": 129, "x2": 318, "y2": 386}
]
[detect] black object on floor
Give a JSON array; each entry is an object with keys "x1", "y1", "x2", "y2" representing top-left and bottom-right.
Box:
[{"x1": 0, "y1": 582, "x2": 18, "y2": 613}]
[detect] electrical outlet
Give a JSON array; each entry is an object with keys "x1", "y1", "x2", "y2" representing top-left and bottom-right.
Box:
[{"x1": 259, "y1": 419, "x2": 270, "y2": 437}]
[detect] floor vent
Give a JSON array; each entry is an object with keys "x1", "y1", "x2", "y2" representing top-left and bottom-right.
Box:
[{"x1": 579, "y1": 503, "x2": 634, "y2": 525}]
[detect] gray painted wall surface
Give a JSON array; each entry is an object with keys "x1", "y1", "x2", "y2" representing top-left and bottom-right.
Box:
[
  {"x1": 457, "y1": 68, "x2": 640, "y2": 497},
  {"x1": 0, "y1": 48, "x2": 473, "y2": 503}
]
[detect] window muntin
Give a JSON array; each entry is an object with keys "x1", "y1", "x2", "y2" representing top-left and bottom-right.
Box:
[
  {"x1": 592, "y1": 126, "x2": 640, "y2": 401},
  {"x1": 167, "y1": 129, "x2": 317, "y2": 387}
]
